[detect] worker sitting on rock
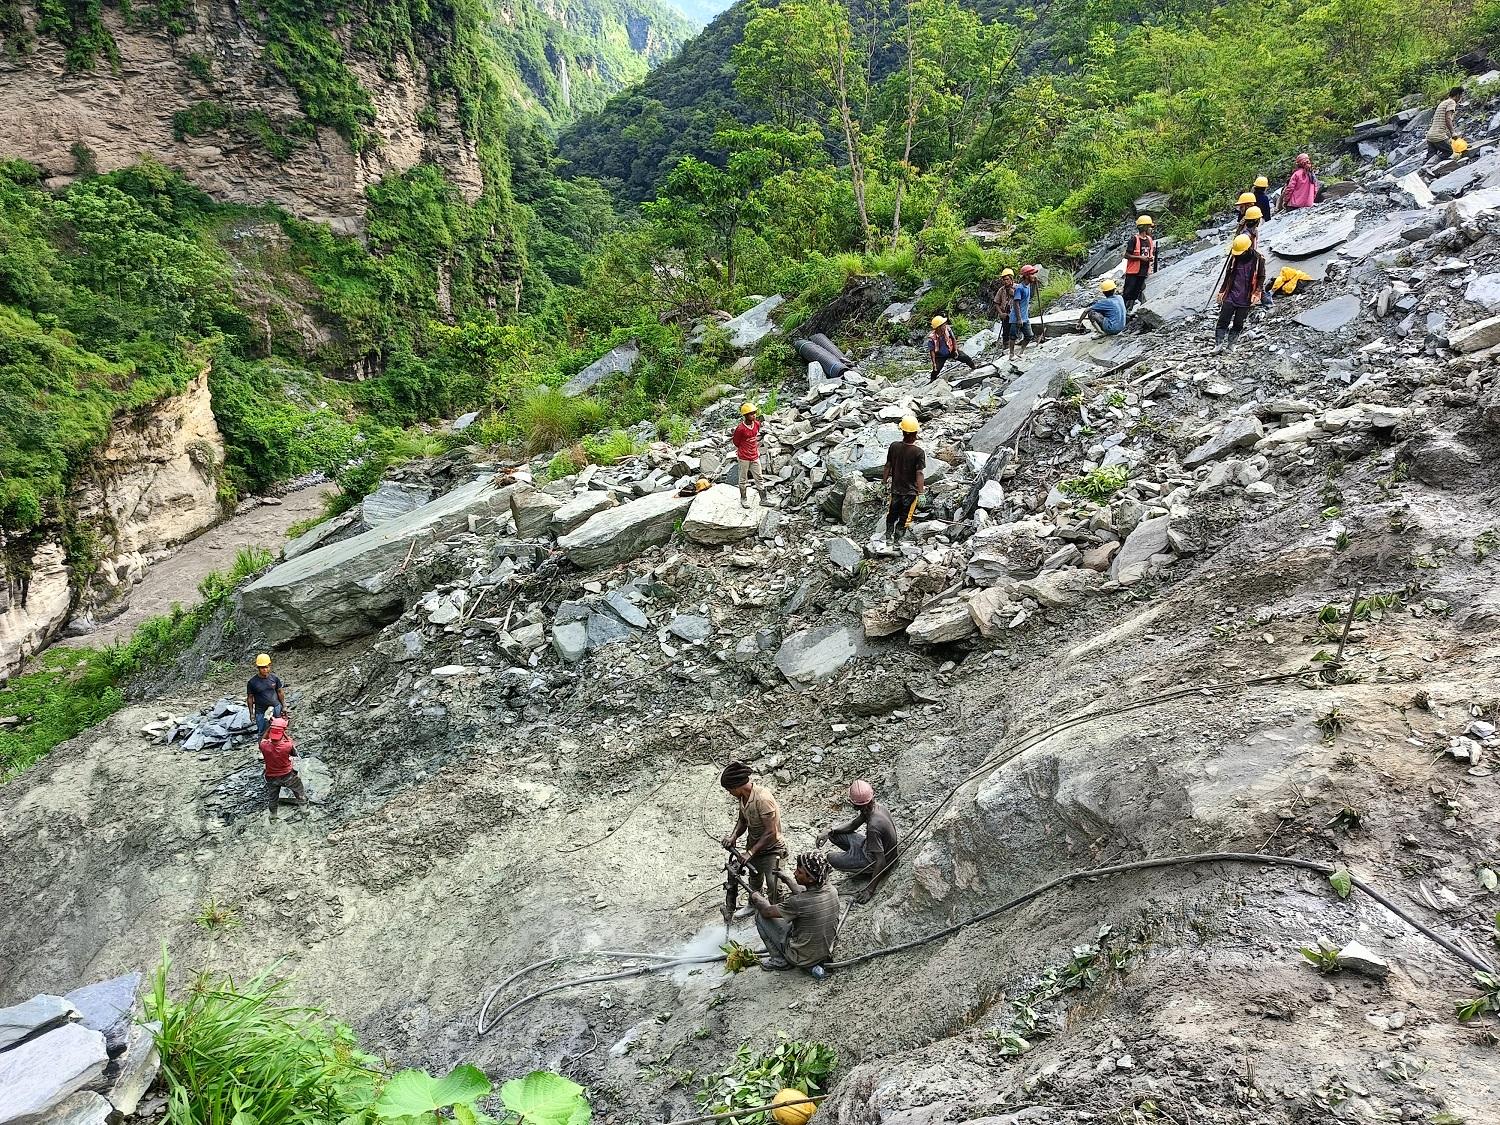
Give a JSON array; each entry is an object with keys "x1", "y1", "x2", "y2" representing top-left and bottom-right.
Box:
[
  {"x1": 924, "y1": 315, "x2": 975, "y2": 379},
  {"x1": 1215, "y1": 234, "x2": 1265, "y2": 354},
  {"x1": 882, "y1": 416, "x2": 926, "y2": 543},
  {"x1": 1121, "y1": 216, "x2": 1156, "y2": 313},
  {"x1": 750, "y1": 851, "x2": 840, "y2": 980},
  {"x1": 246, "y1": 653, "x2": 289, "y2": 738},
  {"x1": 1079, "y1": 279, "x2": 1127, "y2": 336},
  {"x1": 818, "y1": 779, "x2": 898, "y2": 900},
  {"x1": 721, "y1": 761, "x2": 791, "y2": 904},
  {"x1": 732, "y1": 403, "x2": 768, "y2": 511},
  {"x1": 258, "y1": 716, "x2": 309, "y2": 820}
]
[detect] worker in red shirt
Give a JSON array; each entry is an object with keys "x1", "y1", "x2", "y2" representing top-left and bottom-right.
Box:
[
  {"x1": 732, "y1": 402, "x2": 768, "y2": 510},
  {"x1": 258, "y1": 716, "x2": 309, "y2": 819}
]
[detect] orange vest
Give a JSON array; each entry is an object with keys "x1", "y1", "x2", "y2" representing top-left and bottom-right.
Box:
[{"x1": 1125, "y1": 232, "x2": 1155, "y2": 276}]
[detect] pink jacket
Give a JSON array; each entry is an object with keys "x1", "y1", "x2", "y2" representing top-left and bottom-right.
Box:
[{"x1": 1283, "y1": 167, "x2": 1317, "y2": 210}]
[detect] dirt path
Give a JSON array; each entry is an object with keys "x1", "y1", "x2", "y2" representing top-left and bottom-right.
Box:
[{"x1": 60, "y1": 486, "x2": 337, "y2": 651}]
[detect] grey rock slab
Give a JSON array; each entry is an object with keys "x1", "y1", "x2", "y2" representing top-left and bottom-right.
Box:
[
  {"x1": 1335, "y1": 940, "x2": 1390, "y2": 979},
  {"x1": 63, "y1": 974, "x2": 141, "y2": 1058},
  {"x1": 360, "y1": 482, "x2": 433, "y2": 527},
  {"x1": 585, "y1": 612, "x2": 636, "y2": 651},
  {"x1": 563, "y1": 339, "x2": 639, "y2": 397},
  {"x1": 1112, "y1": 515, "x2": 1170, "y2": 587},
  {"x1": 242, "y1": 479, "x2": 513, "y2": 646},
  {"x1": 0, "y1": 1023, "x2": 108, "y2": 1125},
  {"x1": 723, "y1": 295, "x2": 785, "y2": 349},
  {"x1": 604, "y1": 589, "x2": 648, "y2": 629},
  {"x1": 1264, "y1": 207, "x2": 1359, "y2": 258},
  {"x1": 0, "y1": 996, "x2": 77, "y2": 1051},
  {"x1": 1464, "y1": 272, "x2": 1500, "y2": 312},
  {"x1": 510, "y1": 486, "x2": 563, "y2": 538},
  {"x1": 558, "y1": 490, "x2": 693, "y2": 569},
  {"x1": 103, "y1": 1023, "x2": 159, "y2": 1116},
  {"x1": 682, "y1": 484, "x2": 759, "y2": 544},
  {"x1": 1450, "y1": 314, "x2": 1500, "y2": 353},
  {"x1": 551, "y1": 621, "x2": 587, "y2": 663},
  {"x1": 776, "y1": 625, "x2": 863, "y2": 686},
  {"x1": 970, "y1": 340, "x2": 1093, "y2": 453},
  {"x1": 1017, "y1": 569, "x2": 1102, "y2": 609},
  {"x1": 1134, "y1": 244, "x2": 1230, "y2": 328},
  {"x1": 281, "y1": 511, "x2": 358, "y2": 561},
  {"x1": 27, "y1": 1093, "x2": 110, "y2": 1125},
  {"x1": 1184, "y1": 417, "x2": 1264, "y2": 468},
  {"x1": 1293, "y1": 294, "x2": 1361, "y2": 333},
  {"x1": 551, "y1": 491, "x2": 616, "y2": 535},
  {"x1": 826, "y1": 536, "x2": 864, "y2": 577},
  {"x1": 905, "y1": 600, "x2": 978, "y2": 645},
  {"x1": 826, "y1": 424, "x2": 904, "y2": 482},
  {"x1": 667, "y1": 614, "x2": 712, "y2": 642}
]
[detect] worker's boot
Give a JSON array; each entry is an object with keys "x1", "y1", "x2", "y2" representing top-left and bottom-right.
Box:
[
  {"x1": 739, "y1": 490, "x2": 750, "y2": 510},
  {"x1": 761, "y1": 956, "x2": 789, "y2": 971},
  {"x1": 1214, "y1": 329, "x2": 1229, "y2": 354}
]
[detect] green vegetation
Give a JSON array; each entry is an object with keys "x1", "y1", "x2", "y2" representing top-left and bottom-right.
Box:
[
  {"x1": 1059, "y1": 465, "x2": 1129, "y2": 502},
  {"x1": 694, "y1": 1039, "x2": 836, "y2": 1121},
  {"x1": 145, "y1": 949, "x2": 592, "y2": 1125}
]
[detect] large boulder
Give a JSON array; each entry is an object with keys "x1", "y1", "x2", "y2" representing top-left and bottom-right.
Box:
[
  {"x1": 241, "y1": 479, "x2": 513, "y2": 646},
  {"x1": 905, "y1": 600, "x2": 978, "y2": 645},
  {"x1": 1018, "y1": 568, "x2": 1102, "y2": 608},
  {"x1": 1294, "y1": 294, "x2": 1361, "y2": 333},
  {"x1": 1184, "y1": 417, "x2": 1264, "y2": 468},
  {"x1": 360, "y1": 481, "x2": 432, "y2": 526},
  {"x1": 0, "y1": 1023, "x2": 109, "y2": 1125},
  {"x1": 510, "y1": 486, "x2": 563, "y2": 538},
  {"x1": 1263, "y1": 207, "x2": 1359, "y2": 258},
  {"x1": 682, "y1": 485, "x2": 760, "y2": 544},
  {"x1": 1112, "y1": 514, "x2": 1170, "y2": 586},
  {"x1": 63, "y1": 974, "x2": 140, "y2": 1058},
  {"x1": 550, "y1": 491, "x2": 617, "y2": 535},
  {"x1": 776, "y1": 625, "x2": 862, "y2": 686},
  {"x1": 557, "y1": 490, "x2": 693, "y2": 569},
  {"x1": 1449, "y1": 314, "x2": 1500, "y2": 354},
  {"x1": 563, "y1": 340, "x2": 639, "y2": 397},
  {"x1": 722, "y1": 295, "x2": 785, "y2": 349},
  {"x1": 1134, "y1": 244, "x2": 1229, "y2": 329}
]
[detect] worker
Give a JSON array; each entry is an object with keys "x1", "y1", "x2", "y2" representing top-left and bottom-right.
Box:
[
  {"x1": 1253, "y1": 175, "x2": 1273, "y2": 218},
  {"x1": 258, "y1": 716, "x2": 309, "y2": 820},
  {"x1": 1427, "y1": 85, "x2": 1465, "y2": 162},
  {"x1": 1012, "y1": 265, "x2": 1040, "y2": 358},
  {"x1": 1235, "y1": 191, "x2": 1257, "y2": 222},
  {"x1": 246, "y1": 654, "x2": 289, "y2": 737},
  {"x1": 720, "y1": 761, "x2": 791, "y2": 904},
  {"x1": 818, "y1": 779, "x2": 899, "y2": 892},
  {"x1": 1281, "y1": 154, "x2": 1318, "y2": 211},
  {"x1": 731, "y1": 403, "x2": 766, "y2": 511},
  {"x1": 925, "y1": 315, "x2": 975, "y2": 379},
  {"x1": 1121, "y1": 215, "x2": 1156, "y2": 312},
  {"x1": 1079, "y1": 279, "x2": 1127, "y2": 336},
  {"x1": 881, "y1": 416, "x2": 925, "y2": 543},
  {"x1": 1215, "y1": 234, "x2": 1265, "y2": 353},
  {"x1": 1238, "y1": 205, "x2": 1264, "y2": 241},
  {"x1": 749, "y1": 851, "x2": 840, "y2": 979}
]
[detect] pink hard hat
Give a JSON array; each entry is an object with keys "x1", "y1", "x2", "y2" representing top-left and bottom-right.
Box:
[{"x1": 847, "y1": 779, "x2": 875, "y2": 806}]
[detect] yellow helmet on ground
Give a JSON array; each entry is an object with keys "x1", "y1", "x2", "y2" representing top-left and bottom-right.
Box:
[
  {"x1": 771, "y1": 1089, "x2": 817, "y2": 1125},
  {"x1": 1100, "y1": 279, "x2": 1118, "y2": 293},
  {"x1": 1237, "y1": 191, "x2": 1256, "y2": 205},
  {"x1": 695, "y1": 477, "x2": 710, "y2": 492},
  {"x1": 740, "y1": 402, "x2": 756, "y2": 415},
  {"x1": 256, "y1": 653, "x2": 272, "y2": 667},
  {"x1": 1254, "y1": 175, "x2": 1270, "y2": 188},
  {"x1": 899, "y1": 416, "x2": 919, "y2": 433},
  {"x1": 1244, "y1": 206, "x2": 1263, "y2": 221},
  {"x1": 1136, "y1": 214, "x2": 1154, "y2": 226},
  {"x1": 1231, "y1": 234, "x2": 1252, "y2": 254},
  {"x1": 930, "y1": 315, "x2": 946, "y2": 329},
  {"x1": 1452, "y1": 137, "x2": 1469, "y2": 155}
]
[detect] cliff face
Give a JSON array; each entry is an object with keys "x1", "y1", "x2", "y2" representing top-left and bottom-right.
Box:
[
  {"x1": 0, "y1": 2, "x2": 484, "y2": 229},
  {"x1": 0, "y1": 370, "x2": 225, "y2": 677}
]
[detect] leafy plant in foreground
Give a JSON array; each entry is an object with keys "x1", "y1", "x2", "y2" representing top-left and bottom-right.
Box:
[{"x1": 694, "y1": 1039, "x2": 836, "y2": 1124}]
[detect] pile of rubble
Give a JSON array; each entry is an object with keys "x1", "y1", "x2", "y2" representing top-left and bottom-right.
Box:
[
  {"x1": 0, "y1": 973, "x2": 159, "y2": 1125},
  {"x1": 138, "y1": 696, "x2": 258, "y2": 751}
]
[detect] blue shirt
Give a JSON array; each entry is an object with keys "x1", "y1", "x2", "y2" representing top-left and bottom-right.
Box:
[
  {"x1": 1087, "y1": 294, "x2": 1127, "y2": 334},
  {"x1": 1010, "y1": 283, "x2": 1033, "y2": 323}
]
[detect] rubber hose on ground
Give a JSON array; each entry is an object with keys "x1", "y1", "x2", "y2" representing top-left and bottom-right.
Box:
[{"x1": 793, "y1": 338, "x2": 850, "y2": 378}]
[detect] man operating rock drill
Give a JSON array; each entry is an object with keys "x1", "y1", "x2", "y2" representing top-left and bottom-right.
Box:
[
  {"x1": 720, "y1": 761, "x2": 791, "y2": 905},
  {"x1": 749, "y1": 851, "x2": 840, "y2": 980}
]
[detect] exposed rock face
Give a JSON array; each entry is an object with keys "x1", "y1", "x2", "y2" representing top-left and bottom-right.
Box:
[
  {"x1": 0, "y1": 4, "x2": 483, "y2": 228},
  {"x1": 0, "y1": 543, "x2": 73, "y2": 680}
]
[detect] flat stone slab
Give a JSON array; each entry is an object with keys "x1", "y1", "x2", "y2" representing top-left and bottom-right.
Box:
[
  {"x1": 776, "y1": 624, "x2": 863, "y2": 686},
  {"x1": 361, "y1": 482, "x2": 433, "y2": 526},
  {"x1": 723, "y1": 295, "x2": 785, "y2": 349},
  {"x1": 550, "y1": 491, "x2": 616, "y2": 535},
  {"x1": 970, "y1": 340, "x2": 1093, "y2": 453},
  {"x1": 1450, "y1": 314, "x2": 1500, "y2": 354},
  {"x1": 1134, "y1": 244, "x2": 1228, "y2": 328},
  {"x1": 63, "y1": 973, "x2": 141, "y2": 1057},
  {"x1": 0, "y1": 1023, "x2": 108, "y2": 1125},
  {"x1": 682, "y1": 484, "x2": 760, "y2": 544},
  {"x1": 1184, "y1": 417, "x2": 1264, "y2": 468},
  {"x1": 242, "y1": 478, "x2": 512, "y2": 646},
  {"x1": 558, "y1": 489, "x2": 693, "y2": 569},
  {"x1": 563, "y1": 340, "x2": 640, "y2": 397},
  {"x1": 1264, "y1": 207, "x2": 1359, "y2": 258},
  {"x1": 0, "y1": 996, "x2": 77, "y2": 1051},
  {"x1": 1294, "y1": 294, "x2": 1361, "y2": 333},
  {"x1": 1112, "y1": 515, "x2": 1170, "y2": 586}
]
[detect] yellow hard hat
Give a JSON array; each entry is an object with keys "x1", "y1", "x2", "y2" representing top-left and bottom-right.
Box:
[
  {"x1": 1136, "y1": 214, "x2": 1153, "y2": 226},
  {"x1": 255, "y1": 653, "x2": 272, "y2": 667},
  {"x1": 771, "y1": 1089, "x2": 816, "y2": 1125},
  {"x1": 1244, "y1": 206, "x2": 1263, "y2": 221},
  {"x1": 930, "y1": 315, "x2": 946, "y2": 329},
  {"x1": 740, "y1": 402, "x2": 756, "y2": 415},
  {"x1": 695, "y1": 477, "x2": 710, "y2": 492},
  {"x1": 1237, "y1": 191, "x2": 1256, "y2": 206},
  {"x1": 1231, "y1": 234, "x2": 1252, "y2": 254},
  {"x1": 1452, "y1": 137, "x2": 1469, "y2": 155},
  {"x1": 1100, "y1": 279, "x2": 1117, "y2": 293},
  {"x1": 1254, "y1": 175, "x2": 1270, "y2": 188},
  {"x1": 899, "y1": 416, "x2": 919, "y2": 433},
  {"x1": 1000, "y1": 267, "x2": 1014, "y2": 278}
]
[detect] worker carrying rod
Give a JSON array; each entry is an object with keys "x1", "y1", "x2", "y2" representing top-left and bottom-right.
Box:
[{"x1": 719, "y1": 761, "x2": 791, "y2": 905}]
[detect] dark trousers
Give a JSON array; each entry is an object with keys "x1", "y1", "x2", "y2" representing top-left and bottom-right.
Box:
[
  {"x1": 265, "y1": 770, "x2": 307, "y2": 814},
  {"x1": 1216, "y1": 305, "x2": 1251, "y2": 333},
  {"x1": 887, "y1": 490, "x2": 918, "y2": 536},
  {"x1": 1122, "y1": 271, "x2": 1148, "y2": 309},
  {"x1": 1427, "y1": 139, "x2": 1454, "y2": 161},
  {"x1": 746, "y1": 851, "x2": 788, "y2": 904},
  {"x1": 754, "y1": 912, "x2": 793, "y2": 962},
  {"x1": 931, "y1": 350, "x2": 975, "y2": 378},
  {"x1": 255, "y1": 704, "x2": 282, "y2": 737},
  {"x1": 827, "y1": 830, "x2": 869, "y2": 873}
]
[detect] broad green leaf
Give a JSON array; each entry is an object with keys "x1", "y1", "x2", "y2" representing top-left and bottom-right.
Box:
[
  {"x1": 375, "y1": 1066, "x2": 491, "y2": 1119},
  {"x1": 1329, "y1": 869, "x2": 1353, "y2": 900},
  {"x1": 500, "y1": 1071, "x2": 590, "y2": 1125}
]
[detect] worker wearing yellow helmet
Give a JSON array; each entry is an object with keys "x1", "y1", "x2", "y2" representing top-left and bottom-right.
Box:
[
  {"x1": 1080, "y1": 277, "x2": 1127, "y2": 337},
  {"x1": 731, "y1": 401, "x2": 768, "y2": 510},
  {"x1": 1235, "y1": 190, "x2": 1258, "y2": 224},
  {"x1": 1121, "y1": 214, "x2": 1157, "y2": 312},
  {"x1": 1427, "y1": 85, "x2": 1465, "y2": 163},
  {"x1": 924, "y1": 314, "x2": 976, "y2": 379},
  {"x1": 881, "y1": 415, "x2": 926, "y2": 543},
  {"x1": 246, "y1": 653, "x2": 289, "y2": 738},
  {"x1": 1252, "y1": 176, "x2": 1273, "y2": 218},
  {"x1": 1215, "y1": 232, "x2": 1266, "y2": 354},
  {"x1": 991, "y1": 268, "x2": 1025, "y2": 361}
]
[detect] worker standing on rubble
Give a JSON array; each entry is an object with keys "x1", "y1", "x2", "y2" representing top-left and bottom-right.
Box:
[
  {"x1": 924, "y1": 315, "x2": 975, "y2": 379},
  {"x1": 721, "y1": 761, "x2": 791, "y2": 904},
  {"x1": 1012, "y1": 265, "x2": 1040, "y2": 359},
  {"x1": 732, "y1": 402, "x2": 767, "y2": 511},
  {"x1": 818, "y1": 779, "x2": 899, "y2": 893},
  {"x1": 246, "y1": 653, "x2": 289, "y2": 737},
  {"x1": 1121, "y1": 216, "x2": 1156, "y2": 312},
  {"x1": 881, "y1": 416, "x2": 926, "y2": 543},
  {"x1": 259, "y1": 716, "x2": 309, "y2": 820},
  {"x1": 1215, "y1": 234, "x2": 1265, "y2": 354},
  {"x1": 749, "y1": 852, "x2": 841, "y2": 980}
]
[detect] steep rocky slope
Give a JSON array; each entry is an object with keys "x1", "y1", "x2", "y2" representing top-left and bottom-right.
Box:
[{"x1": 3, "y1": 101, "x2": 1500, "y2": 1124}]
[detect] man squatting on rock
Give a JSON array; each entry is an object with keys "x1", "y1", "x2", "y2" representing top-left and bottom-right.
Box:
[{"x1": 749, "y1": 851, "x2": 841, "y2": 980}]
